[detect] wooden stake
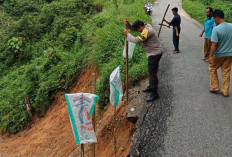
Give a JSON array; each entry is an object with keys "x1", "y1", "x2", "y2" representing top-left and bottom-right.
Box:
[
  {"x1": 25, "y1": 97, "x2": 33, "y2": 119},
  {"x1": 81, "y1": 93, "x2": 84, "y2": 157},
  {"x1": 114, "y1": 106, "x2": 117, "y2": 157},
  {"x1": 91, "y1": 73, "x2": 96, "y2": 157},
  {"x1": 125, "y1": 36, "x2": 129, "y2": 105},
  {"x1": 158, "y1": 4, "x2": 170, "y2": 38},
  {"x1": 81, "y1": 144, "x2": 84, "y2": 157}
]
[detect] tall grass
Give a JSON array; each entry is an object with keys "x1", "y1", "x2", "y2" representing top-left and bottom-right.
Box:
[
  {"x1": 183, "y1": 0, "x2": 232, "y2": 24},
  {"x1": 91, "y1": 0, "x2": 154, "y2": 109}
]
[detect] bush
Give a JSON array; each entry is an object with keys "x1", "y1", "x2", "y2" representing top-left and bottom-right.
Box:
[{"x1": 7, "y1": 37, "x2": 24, "y2": 59}]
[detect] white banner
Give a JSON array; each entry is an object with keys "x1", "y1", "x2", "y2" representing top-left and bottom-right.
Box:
[
  {"x1": 123, "y1": 41, "x2": 136, "y2": 59},
  {"x1": 65, "y1": 93, "x2": 98, "y2": 145},
  {"x1": 110, "y1": 66, "x2": 123, "y2": 106}
]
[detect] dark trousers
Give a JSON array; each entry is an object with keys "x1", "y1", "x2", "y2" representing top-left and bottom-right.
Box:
[
  {"x1": 148, "y1": 54, "x2": 162, "y2": 91},
  {"x1": 173, "y1": 28, "x2": 181, "y2": 51}
]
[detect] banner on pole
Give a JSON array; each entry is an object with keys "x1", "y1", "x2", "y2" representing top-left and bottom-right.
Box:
[
  {"x1": 110, "y1": 66, "x2": 123, "y2": 106},
  {"x1": 123, "y1": 41, "x2": 136, "y2": 59},
  {"x1": 65, "y1": 93, "x2": 98, "y2": 145}
]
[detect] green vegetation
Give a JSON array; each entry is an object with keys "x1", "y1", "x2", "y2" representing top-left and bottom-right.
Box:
[
  {"x1": 183, "y1": 0, "x2": 232, "y2": 24},
  {"x1": 0, "y1": 0, "x2": 153, "y2": 133}
]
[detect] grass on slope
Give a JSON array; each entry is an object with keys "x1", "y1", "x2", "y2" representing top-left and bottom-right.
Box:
[
  {"x1": 0, "y1": 0, "x2": 154, "y2": 134},
  {"x1": 183, "y1": 0, "x2": 232, "y2": 24}
]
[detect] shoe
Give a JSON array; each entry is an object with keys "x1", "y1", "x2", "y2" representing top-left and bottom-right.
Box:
[
  {"x1": 173, "y1": 50, "x2": 180, "y2": 54},
  {"x1": 142, "y1": 87, "x2": 153, "y2": 93},
  {"x1": 210, "y1": 89, "x2": 220, "y2": 94},
  {"x1": 146, "y1": 92, "x2": 160, "y2": 102},
  {"x1": 201, "y1": 58, "x2": 208, "y2": 62},
  {"x1": 221, "y1": 92, "x2": 229, "y2": 97}
]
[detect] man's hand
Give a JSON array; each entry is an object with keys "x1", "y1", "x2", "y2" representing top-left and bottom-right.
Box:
[
  {"x1": 167, "y1": 25, "x2": 170, "y2": 28},
  {"x1": 124, "y1": 19, "x2": 130, "y2": 29},
  {"x1": 200, "y1": 29, "x2": 205, "y2": 38},
  {"x1": 209, "y1": 55, "x2": 213, "y2": 64},
  {"x1": 124, "y1": 28, "x2": 129, "y2": 36},
  {"x1": 199, "y1": 33, "x2": 203, "y2": 37},
  {"x1": 209, "y1": 42, "x2": 218, "y2": 64},
  {"x1": 124, "y1": 19, "x2": 128, "y2": 25},
  {"x1": 163, "y1": 19, "x2": 169, "y2": 25}
]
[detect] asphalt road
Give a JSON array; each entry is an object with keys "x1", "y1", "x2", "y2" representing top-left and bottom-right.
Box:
[{"x1": 129, "y1": 0, "x2": 232, "y2": 156}]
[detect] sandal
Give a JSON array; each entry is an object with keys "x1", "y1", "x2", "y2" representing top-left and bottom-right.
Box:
[
  {"x1": 173, "y1": 50, "x2": 180, "y2": 54},
  {"x1": 221, "y1": 92, "x2": 229, "y2": 97},
  {"x1": 210, "y1": 89, "x2": 220, "y2": 94}
]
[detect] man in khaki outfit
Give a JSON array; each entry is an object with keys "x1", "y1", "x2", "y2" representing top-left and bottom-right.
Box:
[
  {"x1": 199, "y1": 7, "x2": 215, "y2": 61},
  {"x1": 209, "y1": 10, "x2": 232, "y2": 97}
]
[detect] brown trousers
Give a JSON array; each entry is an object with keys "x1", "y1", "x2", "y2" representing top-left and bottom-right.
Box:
[
  {"x1": 209, "y1": 56, "x2": 232, "y2": 95},
  {"x1": 204, "y1": 38, "x2": 211, "y2": 60}
]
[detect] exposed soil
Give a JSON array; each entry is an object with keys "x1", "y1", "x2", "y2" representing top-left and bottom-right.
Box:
[{"x1": 0, "y1": 67, "x2": 135, "y2": 157}]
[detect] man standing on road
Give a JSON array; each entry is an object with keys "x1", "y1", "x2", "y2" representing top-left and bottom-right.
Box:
[
  {"x1": 209, "y1": 10, "x2": 232, "y2": 97},
  {"x1": 124, "y1": 19, "x2": 163, "y2": 102},
  {"x1": 199, "y1": 7, "x2": 215, "y2": 62},
  {"x1": 164, "y1": 7, "x2": 181, "y2": 54}
]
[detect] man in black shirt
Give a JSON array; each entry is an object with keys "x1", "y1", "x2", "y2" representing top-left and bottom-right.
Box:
[{"x1": 164, "y1": 7, "x2": 181, "y2": 54}]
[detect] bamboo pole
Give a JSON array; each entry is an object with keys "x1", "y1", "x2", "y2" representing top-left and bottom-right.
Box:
[{"x1": 125, "y1": 36, "x2": 129, "y2": 105}]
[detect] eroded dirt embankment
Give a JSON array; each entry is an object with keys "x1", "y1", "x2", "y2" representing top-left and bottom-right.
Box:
[{"x1": 0, "y1": 67, "x2": 135, "y2": 157}]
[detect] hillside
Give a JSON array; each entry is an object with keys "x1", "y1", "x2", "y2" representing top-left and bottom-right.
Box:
[{"x1": 0, "y1": 0, "x2": 153, "y2": 134}]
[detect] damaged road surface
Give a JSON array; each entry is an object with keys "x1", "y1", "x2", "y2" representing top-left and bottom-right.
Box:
[{"x1": 128, "y1": 0, "x2": 232, "y2": 156}]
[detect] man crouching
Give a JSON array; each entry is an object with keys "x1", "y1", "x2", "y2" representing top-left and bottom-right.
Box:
[{"x1": 124, "y1": 19, "x2": 163, "y2": 102}]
